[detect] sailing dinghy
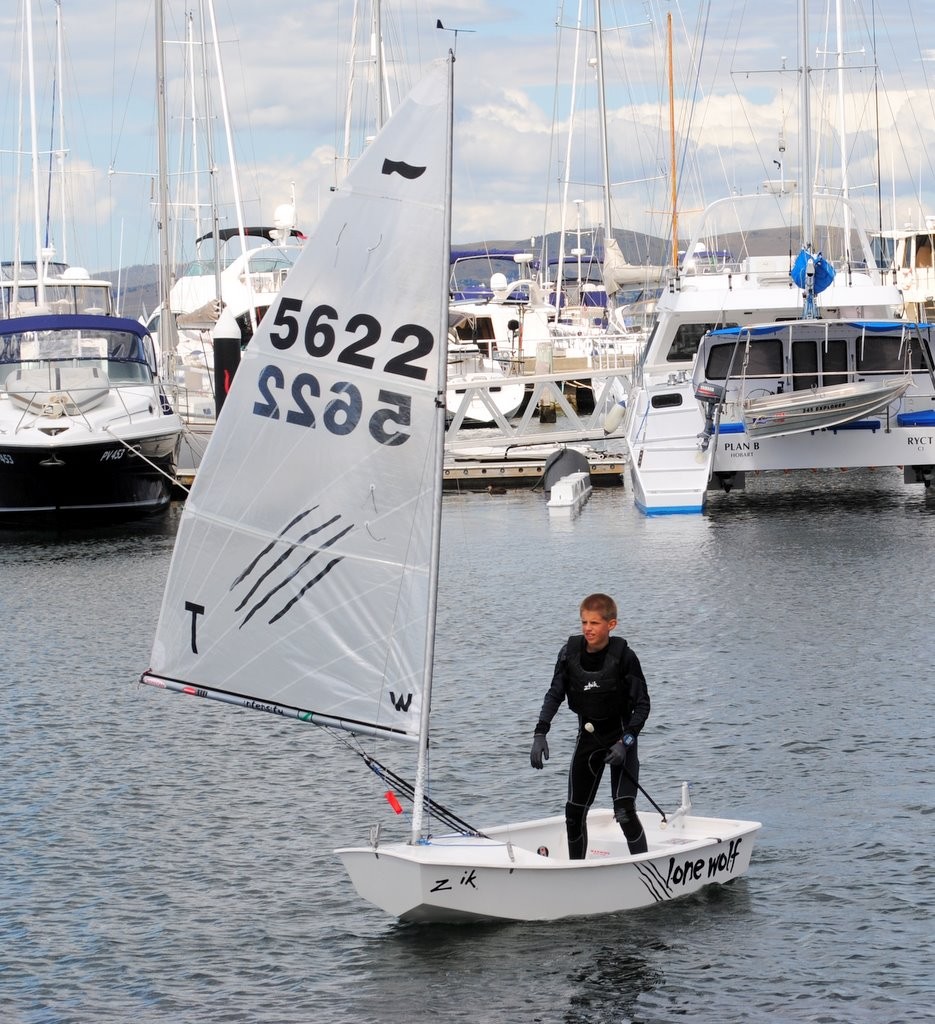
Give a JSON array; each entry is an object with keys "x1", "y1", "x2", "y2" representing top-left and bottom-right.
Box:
[{"x1": 140, "y1": 56, "x2": 760, "y2": 924}]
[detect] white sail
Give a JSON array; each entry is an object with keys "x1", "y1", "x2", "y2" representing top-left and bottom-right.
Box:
[{"x1": 142, "y1": 60, "x2": 452, "y2": 742}]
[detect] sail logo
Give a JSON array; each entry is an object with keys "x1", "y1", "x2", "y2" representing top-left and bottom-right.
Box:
[
  {"x1": 227, "y1": 506, "x2": 352, "y2": 627},
  {"x1": 381, "y1": 158, "x2": 426, "y2": 179},
  {"x1": 389, "y1": 691, "x2": 413, "y2": 712}
]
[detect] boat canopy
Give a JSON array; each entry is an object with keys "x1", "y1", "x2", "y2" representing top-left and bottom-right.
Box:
[{"x1": 0, "y1": 315, "x2": 156, "y2": 372}]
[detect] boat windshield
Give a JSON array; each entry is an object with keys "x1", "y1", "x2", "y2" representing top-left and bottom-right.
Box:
[
  {"x1": 0, "y1": 281, "x2": 114, "y2": 317},
  {"x1": 182, "y1": 240, "x2": 303, "y2": 278},
  {"x1": 0, "y1": 327, "x2": 154, "y2": 385},
  {"x1": 450, "y1": 254, "x2": 535, "y2": 301}
]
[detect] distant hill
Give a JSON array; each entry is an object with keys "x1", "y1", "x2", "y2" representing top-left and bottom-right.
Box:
[
  {"x1": 453, "y1": 228, "x2": 669, "y2": 268},
  {"x1": 101, "y1": 224, "x2": 859, "y2": 324},
  {"x1": 98, "y1": 264, "x2": 163, "y2": 322}
]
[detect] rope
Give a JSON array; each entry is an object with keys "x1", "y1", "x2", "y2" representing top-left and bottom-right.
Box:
[{"x1": 323, "y1": 725, "x2": 487, "y2": 838}]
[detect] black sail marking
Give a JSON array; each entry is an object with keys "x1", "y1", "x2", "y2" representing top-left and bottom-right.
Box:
[
  {"x1": 381, "y1": 158, "x2": 426, "y2": 179},
  {"x1": 229, "y1": 506, "x2": 319, "y2": 589},
  {"x1": 268, "y1": 558, "x2": 344, "y2": 624},
  {"x1": 232, "y1": 514, "x2": 343, "y2": 613},
  {"x1": 238, "y1": 522, "x2": 355, "y2": 627}
]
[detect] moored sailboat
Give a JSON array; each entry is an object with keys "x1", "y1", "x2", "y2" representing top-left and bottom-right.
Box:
[{"x1": 139, "y1": 56, "x2": 759, "y2": 924}]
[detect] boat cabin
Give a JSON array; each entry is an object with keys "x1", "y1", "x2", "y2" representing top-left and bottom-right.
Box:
[
  {"x1": 1, "y1": 262, "x2": 115, "y2": 319},
  {"x1": 693, "y1": 319, "x2": 935, "y2": 438}
]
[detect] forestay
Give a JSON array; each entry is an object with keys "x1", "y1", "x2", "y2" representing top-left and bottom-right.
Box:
[{"x1": 142, "y1": 62, "x2": 452, "y2": 742}]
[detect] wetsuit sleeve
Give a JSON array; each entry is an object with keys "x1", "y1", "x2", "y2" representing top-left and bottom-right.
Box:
[
  {"x1": 622, "y1": 648, "x2": 650, "y2": 736},
  {"x1": 534, "y1": 642, "x2": 570, "y2": 734}
]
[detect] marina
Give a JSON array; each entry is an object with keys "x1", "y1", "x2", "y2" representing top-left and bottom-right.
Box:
[{"x1": 2, "y1": 0, "x2": 935, "y2": 1018}]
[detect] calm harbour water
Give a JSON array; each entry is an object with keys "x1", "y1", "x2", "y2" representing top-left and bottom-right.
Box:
[{"x1": 2, "y1": 468, "x2": 934, "y2": 1023}]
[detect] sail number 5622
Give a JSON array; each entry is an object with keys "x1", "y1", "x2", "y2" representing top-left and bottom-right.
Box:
[
  {"x1": 253, "y1": 365, "x2": 412, "y2": 446},
  {"x1": 252, "y1": 298, "x2": 435, "y2": 446},
  {"x1": 268, "y1": 297, "x2": 433, "y2": 380}
]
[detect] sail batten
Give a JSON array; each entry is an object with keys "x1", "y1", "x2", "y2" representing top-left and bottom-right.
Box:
[{"x1": 144, "y1": 61, "x2": 452, "y2": 744}]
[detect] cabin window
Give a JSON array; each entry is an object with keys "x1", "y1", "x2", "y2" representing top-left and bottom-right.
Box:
[
  {"x1": 792, "y1": 341, "x2": 818, "y2": 390},
  {"x1": 823, "y1": 339, "x2": 848, "y2": 385},
  {"x1": 705, "y1": 338, "x2": 782, "y2": 380},
  {"x1": 651, "y1": 392, "x2": 683, "y2": 409},
  {"x1": 745, "y1": 340, "x2": 783, "y2": 377},
  {"x1": 909, "y1": 334, "x2": 934, "y2": 371},
  {"x1": 704, "y1": 342, "x2": 742, "y2": 380},
  {"x1": 667, "y1": 322, "x2": 737, "y2": 363},
  {"x1": 454, "y1": 317, "x2": 496, "y2": 342},
  {"x1": 857, "y1": 335, "x2": 904, "y2": 374}
]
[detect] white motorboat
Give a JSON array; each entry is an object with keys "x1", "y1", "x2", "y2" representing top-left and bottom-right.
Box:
[
  {"x1": 0, "y1": 16, "x2": 182, "y2": 527},
  {"x1": 0, "y1": 314, "x2": 183, "y2": 526},
  {"x1": 878, "y1": 216, "x2": 935, "y2": 324},
  {"x1": 139, "y1": 58, "x2": 759, "y2": 925},
  {"x1": 622, "y1": 0, "x2": 935, "y2": 513},
  {"x1": 445, "y1": 335, "x2": 526, "y2": 426}
]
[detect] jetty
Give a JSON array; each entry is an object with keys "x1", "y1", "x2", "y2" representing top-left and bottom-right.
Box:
[{"x1": 174, "y1": 365, "x2": 631, "y2": 494}]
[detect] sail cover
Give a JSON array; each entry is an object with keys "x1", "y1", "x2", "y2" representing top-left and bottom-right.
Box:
[{"x1": 143, "y1": 61, "x2": 451, "y2": 742}]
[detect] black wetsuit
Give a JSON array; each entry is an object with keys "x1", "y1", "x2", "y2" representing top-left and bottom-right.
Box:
[{"x1": 535, "y1": 635, "x2": 650, "y2": 858}]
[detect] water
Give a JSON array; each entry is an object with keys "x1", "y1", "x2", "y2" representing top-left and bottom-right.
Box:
[{"x1": 2, "y1": 469, "x2": 934, "y2": 1023}]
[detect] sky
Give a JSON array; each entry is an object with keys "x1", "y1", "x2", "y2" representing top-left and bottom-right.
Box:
[{"x1": 1, "y1": 0, "x2": 934, "y2": 275}]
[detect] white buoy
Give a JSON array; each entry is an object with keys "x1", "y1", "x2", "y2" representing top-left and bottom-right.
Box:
[{"x1": 603, "y1": 400, "x2": 626, "y2": 435}]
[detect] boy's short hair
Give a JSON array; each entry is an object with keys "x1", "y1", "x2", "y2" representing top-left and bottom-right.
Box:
[{"x1": 580, "y1": 593, "x2": 617, "y2": 621}]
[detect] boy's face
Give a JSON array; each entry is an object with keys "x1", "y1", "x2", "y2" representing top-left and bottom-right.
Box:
[{"x1": 580, "y1": 609, "x2": 616, "y2": 651}]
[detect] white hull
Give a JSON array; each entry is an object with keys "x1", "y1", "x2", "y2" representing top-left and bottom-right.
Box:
[
  {"x1": 337, "y1": 807, "x2": 760, "y2": 923},
  {"x1": 626, "y1": 377, "x2": 935, "y2": 514},
  {"x1": 446, "y1": 371, "x2": 526, "y2": 425}
]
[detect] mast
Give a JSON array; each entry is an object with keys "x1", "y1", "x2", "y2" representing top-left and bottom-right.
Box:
[
  {"x1": 668, "y1": 13, "x2": 678, "y2": 268},
  {"x1": 193, "y1": 3, "x2": 223, "y2": 312},
  {"x1": 25, "y1": 0, "x2": 46, "y2": 304},
  {"x1": 800, "y1": 0, "x2": 814, "y2": 250},
  {"x1": 593, "y1": 0, "x2": 614, "y2": 279},
  {"x1": 373, "y1": 0, "x2": 387, "y2": 131},
  {"x1": 554, "y1": 0, "x2": 586, "y2": 319},
  {"x1": 410, "y1": 53, "x2": 454, "y2": 844},
  {"x1": 834, "y1": 0, "x2": 850, "y2": 260},
  {"x1": 205, "y1": 0, "x2": 256, "y2": 336},
  {"x1": 155, "y1": 0, "x2": 178, "y2": 361},
  {"x1": 54, "y1": 0, "x2": 66, "y2": 263},
  {"x1": 342, "y1": 1, "x2": 390, "y2": 182}
]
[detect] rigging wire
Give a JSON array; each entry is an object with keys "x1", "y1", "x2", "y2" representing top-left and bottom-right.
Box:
[{"x1": 324, "y1": 726, "x2": 487, "y2": 838}]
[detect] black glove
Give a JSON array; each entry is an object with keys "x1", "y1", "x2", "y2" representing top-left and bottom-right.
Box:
[
  {"x1": 604, "y1": 732, "x2": 635, "y2": 766},
  {"x1": 530, "y1": 734, "x2": 549, "y2": 769}
]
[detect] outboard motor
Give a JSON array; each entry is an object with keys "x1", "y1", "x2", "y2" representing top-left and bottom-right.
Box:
[{"x1": 694, "y1": 381, "x2": 726, "y2": 450}]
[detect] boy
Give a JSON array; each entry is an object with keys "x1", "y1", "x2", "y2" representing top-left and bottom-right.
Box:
[{"x1": 529, "y1": 593, "x2": 650, "y2": 858}]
